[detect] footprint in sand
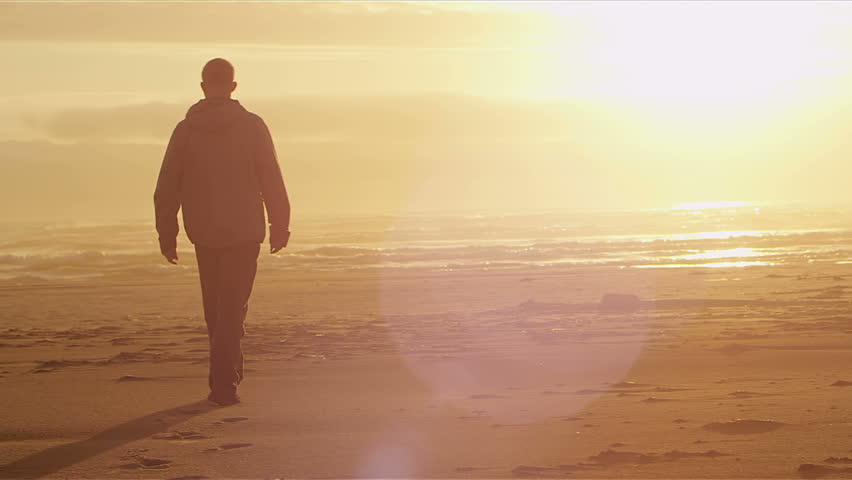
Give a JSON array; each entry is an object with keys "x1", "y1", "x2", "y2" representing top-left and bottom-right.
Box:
[
  {"x1": 702, "y1": 419, "x2": 785, "y2": 434},
  {"x1": 222, "y1": 416, "x2": 249, "y2": 423},
  {"x1": 152, "y1": 431, "x2": 211, "y2": 441},
  {"x1": 117, "y1": 457, "x2": 172, "y2": 470},
  {"x1": 204, "y1": 443, "x2": 253, "y2": 452},
  {"x1": 212, "y1": 417, "x2": 248, "y2": 426}
]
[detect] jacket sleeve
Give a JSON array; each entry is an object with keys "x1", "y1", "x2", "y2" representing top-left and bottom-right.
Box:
[
  {"x1": 254, "y1": 117, "x2": 291, "y2": 234},
  {"x1": 153, "y1": 121, "x2": 187, "y2": 252}
]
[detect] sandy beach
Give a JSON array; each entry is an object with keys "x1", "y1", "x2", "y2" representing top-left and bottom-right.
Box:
[
  {"x1": 2, "y1": 261, "x2": 852, "y2": 479},
  {"x1": 7, "y1": 0, "x2": 852, "y2": 477}
]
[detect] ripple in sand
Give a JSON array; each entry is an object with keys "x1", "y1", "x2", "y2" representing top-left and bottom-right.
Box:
[
  {"x1": 588, "y1": 449, "x2": 727, "y2": 465},
  {"x1": 728, "y1": 391, "x2": 773, "y2": 398},
  {"x1": 116, "y1": 375, "x2": 156, "y2": 382},
  {"x1": 33, "y1": 359, "x2": 92, "y2": 371},
  {"x1": 702, "y1": 419, "x2": 785, "y2": 434},
  {"x1": 106, "y1": 351, "x2": 185, "y2": 364},
  {"x1": 455, "y1": 466, "x2": 492, "y2": 473},
  {"x1": 204, "y1": 442, "x2": 253, "y2": 452},
  {"x1": 798, "y1": 463, "x2": 852, "y2": 478},
  {"x1": 610, "y1": 381, "x2": 653, "y2": 388},
  {"x1": 513, "y1": 449, "x2": 726, "y2": 476},
  {"x1": 512, "y1": 464, "x2": 585, "y2": 477},
  {"x1": 641, "y1": 396, "x2": 674, "y2": 403},
  {"x1": 830, "y1": 380, "x2": 852, "y2": 387},
  {"x1": 718, "y1": 343, "x2": 758, "y2": 355}
]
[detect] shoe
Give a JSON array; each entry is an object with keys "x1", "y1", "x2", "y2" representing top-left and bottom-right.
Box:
[{"x1": 207, "y1": 391, "x2": 241, "y2": 406}]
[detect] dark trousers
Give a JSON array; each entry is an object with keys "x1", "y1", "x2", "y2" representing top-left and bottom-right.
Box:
[{"x1": 194, "y1": 242, "x2": 261, "y2": 395}]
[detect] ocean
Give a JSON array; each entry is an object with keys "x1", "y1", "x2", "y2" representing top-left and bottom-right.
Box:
[{"x1": 2, "y1": 203, "x2": 851, "y2": 284}]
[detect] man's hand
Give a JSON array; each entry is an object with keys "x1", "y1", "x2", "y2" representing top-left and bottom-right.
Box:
[
  {"x1": 270, "y1": 229, "x2": 290, "y2": 254},
  {"x1": 162, "y1": 248, "x2": 179, "y2": 265},
  {"x1": 159, "y1": 239, "x2": 178, "y2": 265}
]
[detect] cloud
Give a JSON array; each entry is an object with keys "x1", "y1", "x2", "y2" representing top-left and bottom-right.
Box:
[
  {"x1": 31, "y1": 102, "x2": 184, "y2": 143},
  {"x1": 0, "y1": 129, "x2": 647, "y2": 222},
  {"x1": 28, "y1": 94, "x2": 622, "y2": 145},
  {"x1": 6, "y1": 92, "x2": 852, "y2": 221},
  {"x1": 0, "y1": 2, "x2": 557, "y2": 47}
]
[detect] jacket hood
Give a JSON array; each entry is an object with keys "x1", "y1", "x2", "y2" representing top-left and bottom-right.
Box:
[{"x1": 184, "y1": 98, "x2": 248, "y2": 132}]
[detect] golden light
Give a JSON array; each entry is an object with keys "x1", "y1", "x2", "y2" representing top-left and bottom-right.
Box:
[
  {"x1": 670, "y1": 201, "x2": 755, "y2": 211},
  {"x1": 514, "y1": 2, "x2": 841, "y2": 110},
  {"x1": 634, "y1": 261, "x2": 775, "y2": 269},
  {"x1": 666, "y1": 230, "x2": 773, "y2": 241},
  {"x1": 678, "y1": 248, "x2": 766, "y2": 261}
]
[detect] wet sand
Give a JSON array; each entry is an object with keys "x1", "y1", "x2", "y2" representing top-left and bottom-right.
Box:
[{"x1": 1, "y1": 263, "x2": 852, "y2": 478}]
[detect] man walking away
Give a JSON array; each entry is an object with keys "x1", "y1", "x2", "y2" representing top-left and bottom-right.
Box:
[{"x1": 154, "y1": 58, "x2": 291, "y2": 406}]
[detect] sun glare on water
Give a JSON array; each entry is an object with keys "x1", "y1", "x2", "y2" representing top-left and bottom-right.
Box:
[
  {"x1": 678, "y1": 248, "x2": 766, "y2": 261},
  {"x1": 670, "y1": 201, "x2": 756, "y2": 211},
  {"x1": 634, "y1": 261, "x2": 776, "y2": 269}
]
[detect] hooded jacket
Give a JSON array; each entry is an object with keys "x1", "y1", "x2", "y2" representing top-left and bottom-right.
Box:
[{"x1": 154, "y1": 98, "x2": 290, "y2": 250}]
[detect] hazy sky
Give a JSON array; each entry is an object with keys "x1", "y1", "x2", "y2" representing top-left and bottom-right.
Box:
[{"x1": 3, "y1": 1, "x2": 852, "y2": 222}]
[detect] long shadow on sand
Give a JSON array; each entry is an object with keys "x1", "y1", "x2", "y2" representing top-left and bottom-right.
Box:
[{"x1": 0, "y1": 399, "x2": 214, "y2": 479}]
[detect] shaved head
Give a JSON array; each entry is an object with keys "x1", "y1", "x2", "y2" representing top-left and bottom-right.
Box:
[{"x1": 201, "y1": 58, "x2": 234, "y2": 86}]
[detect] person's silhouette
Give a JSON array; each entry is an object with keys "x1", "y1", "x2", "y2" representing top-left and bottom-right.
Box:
[{"x1": 154, "y1": 58, "x2": 291, "y2": 406}]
